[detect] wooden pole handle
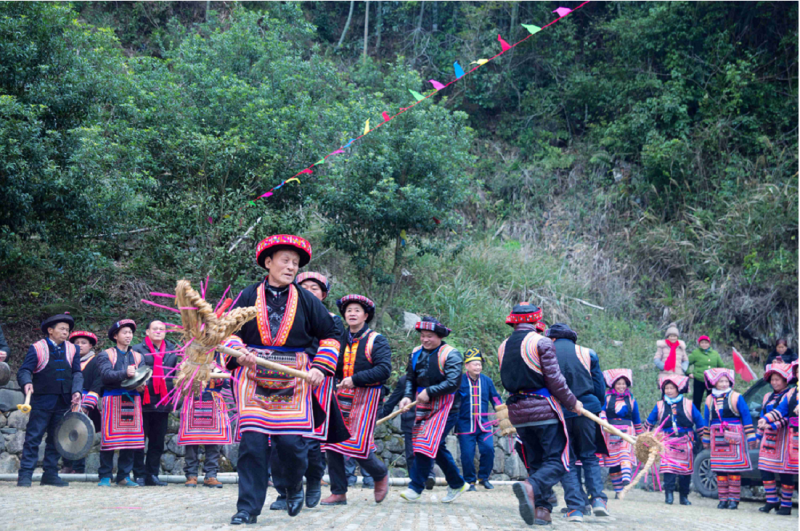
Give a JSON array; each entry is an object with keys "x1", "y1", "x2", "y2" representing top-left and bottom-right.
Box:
[
  {"x1": 216, "y1": 345, "x2": 311, "y2": 381},
  {"x1": 581, "y1": 409, "x2": 637, "y2": 445},
  {"x1": 376, "y1": 401, "x2": 418, "y2": 426},
  {"x1": 209, "y1": 372, "x2": 232, "y2": 380},
  {"x1": 18, "y1": 391, "x2": 32, "y2": 414}
]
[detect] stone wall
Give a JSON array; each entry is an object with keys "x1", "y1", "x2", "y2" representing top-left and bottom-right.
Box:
[{"x1": 0, "y1": 381, "x2": 526, "y2": 480}]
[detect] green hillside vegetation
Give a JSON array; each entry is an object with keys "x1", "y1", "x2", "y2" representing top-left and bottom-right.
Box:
[{"x1": 0, "y1": 2, "x2": 796, "y2": 409}]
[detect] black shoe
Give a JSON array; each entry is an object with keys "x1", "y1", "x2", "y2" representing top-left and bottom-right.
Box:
[
  {"x1": 717, "y1": 500, "x2": 728, "y2": 509},
  {"x1": 679, "y1": 494, "x2": 691, "y2": 506},
  {"x1": 134, "y1": 477, "x2": 145, "y2": 487},
  {"x1": 286, "y1": 484, "x2": 304, "y2": 517},
  {"x1": 41, "y1": 476, "x2": 69, "y2": 487},
  {"x1": 230, "y1": 511, "x2": 257, "y2": 525},
  {"x1": 425, "y1": 475, "x2": 436, "y2": 490},
  {"x1": 665, "y1": 491, "x2": 674, "y2": 505},
  {"x1": 270, "y1": 489, "x2": 287, "y2": 511},
  {"x1": 17, "y1": 476, "x2": 32, "y2": 488},
  {"x1": 760, "y1": 502, "x2": 780, "y2": 513},
  {"x1": 305, "y1": 481, "x2": 322, "y2": 508},
  {"x1": 145, "y1": 475, "x2": 168, "y2": 487},
  {"x1": 479, "y1": 480, "x2": 494, "y2": 490},
  {"x1": 467, "y1": 484, "x2": 477, "y2": 492},
  {"x1": 776, "y1": 506, "x2": 793, "y2": 516},
  {"x1": 726, "y1": 500, "x2": 738, "y2": 510}
]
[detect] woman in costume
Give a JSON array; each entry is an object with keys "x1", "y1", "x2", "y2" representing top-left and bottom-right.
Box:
[
  {"x1": 599, "y1": 369, "x2": 643, "y2": 498},
  {"x1": 320, "y1": 294, "x2": 391, "y2": 505},
  {"x1": 702, "y1": 368, "x2": 757, "y2": 509},
  {"x1": 757, "y1": 361, "x2": 797, "y2": 515},
  {"x1": 61, "y1": 330, "x2": 101, "y2": 474},
  {"x1": 96, "y1": 319, "x2": 147, "y2": 487},
  {"x1": 178, "y1": 350, "x2": 232, "y2": 488},
  {"x1": 645, "y1": 374, "x2": 705, "y2": 505}
]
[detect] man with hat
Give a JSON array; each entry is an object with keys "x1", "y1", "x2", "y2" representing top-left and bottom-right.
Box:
[
  {"x1": 398, "y1": 316, "x2": 468, "y2": 503},
  {"x1": 320, "y1": 294, "x2": 391, "y2": 506},
  {"x1": 545, "y1": 322, "x2": 608, "y2": 520},
  {"x1": 132, "y1": 320, "x2": 179, "y2": 487},
  {"x1": 16, "y1": 314, "x2": 83, "y2": 487},
  {"x1": 456, "y1": 348, "x2": 503, "y2": 491},
  {"x1": 224, "y1": 235, "x2": 348, "y2": 525},
  {"x1": 61, "y1": 330, "x2": 101, "y2": 474},
  {"x1": 269, "y1": 271, "x2": 344, "y2": 511},
  {"x1": 96, "y1": 319, "x2": 146, "y2": 487},
  {"x1": 499, "y1": 303, "x2": 582, "y2": 526}
]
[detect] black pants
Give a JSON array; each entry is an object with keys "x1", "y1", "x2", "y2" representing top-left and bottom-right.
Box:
[
  {"x1": 133, "y1": 411, "x2": 170, "y2": 477},
  {"x1": 99, "y1": 449, "x2": 135, "y2": 482},
  {"x1": 19, "y1": 395, "x2": 69, "y2": 479},
  {"x1": 237, "y1": 431, "x2": 307, "y2": 517},
  {"x1": 328, "y1": 450, "x2": 387, "y2": 495},
  {"x1": 564, "y1": 416, "x2": 607, "y2": 505},
  {"x1": 692, "y1": 379, "x2": 707, "y2": 412},
  {"x1": 517, "y1": 423, "x2": 569, "y2": 512},
  {"x1": 664, "y1": 473, "x2": 691, "y2": 496},
  {"x1": 306, "y1": 439, "x2": 325, "y2": 483}
]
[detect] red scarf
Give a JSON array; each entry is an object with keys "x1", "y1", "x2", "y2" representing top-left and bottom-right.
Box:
[
  {"x1": 664, "y1": 339, "x2": 680, "y2": 372},
  {"x1": 143, "y1": 336, "x2": 167, "y2": 404}
]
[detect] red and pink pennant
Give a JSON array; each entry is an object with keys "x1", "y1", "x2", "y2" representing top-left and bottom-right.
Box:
[
  {"x1": 553, "y1": 7, "x2": 572, "y2": 18},
  {"x1": 498, "y1": 34, "x2": 512, "y2": 52},
  {"x1": 429, "y1": 79, "x2": 446, "y2": 91},
  {"x1": 382, "y1": 111, "x2": 391, "y2": 122}
]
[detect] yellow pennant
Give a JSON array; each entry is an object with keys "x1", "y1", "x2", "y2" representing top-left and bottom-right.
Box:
[
  {"x1": 286, "y1": 177, "x2": 300, "y2": 185},
  {"x1": 470, "y1": 59, "x2": 489, "y2": 66},
  {"x1": 364, "y1": 119, "x2": 370, "y2": 135}
]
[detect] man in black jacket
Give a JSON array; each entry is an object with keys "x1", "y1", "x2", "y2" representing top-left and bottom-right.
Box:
[
  {"x1": 16, "y1": 314, "x2": 83, "y2": 487},
  {"x1": 546, "y1": 323, "x2": 609, "y2": 520},
  {"x1": 398, "y1": 316, "x2": 467, "y2": 503},
  {"x1": 132, "y1": 320, "x2": 179, "y2": 486}
]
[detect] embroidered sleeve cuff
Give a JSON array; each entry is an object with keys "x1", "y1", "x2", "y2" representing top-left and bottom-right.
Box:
[
  {"x1": 224, "y1": 335, "x2": 245, "y2": 350},
  {"x1": 634, "y1": 423, "x2": 644, "y2": 436},
  {"x1": 82, "y1": 391, "x2": 99, "y2": 409},
  {"x1": 312, "y1": 339, "x2": 340, "y2": 375}
]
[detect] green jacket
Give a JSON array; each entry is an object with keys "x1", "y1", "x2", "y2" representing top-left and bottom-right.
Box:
[{"x1": 687, "y1": 348, "x2": 724, "y2": 381}]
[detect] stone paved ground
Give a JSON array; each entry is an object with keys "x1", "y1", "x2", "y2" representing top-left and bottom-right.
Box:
[{"x1": 1, "y1": 481, "x2": 797, "y2": 531}]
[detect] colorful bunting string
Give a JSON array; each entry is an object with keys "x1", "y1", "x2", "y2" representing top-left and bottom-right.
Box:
[{"x1": 223, "y1": 3, "x2": 588, "y2": 250}]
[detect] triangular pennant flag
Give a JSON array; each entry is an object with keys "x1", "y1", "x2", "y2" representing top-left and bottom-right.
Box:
[
  {"x1": 429, "y1": 79, "x2": 445, "y2": 91},
  {"x1": 553, "y1": 7, "x2": 572, "y2": 18},
  {"x1": 274, "y1": 182, "x2": 285, "y2": 190},
  {"x1": 364, "y1": 119, "x2": 370, "y2": 135},
  {"x1": 207, "y1": 217, "x2": 213, "y2": 224},
  {"x1": 732, "y1": 348, "x2": 757, "y2": 382},
  {"x1": 521, "y1": 24, "x2": 541, "y2": 35},
  {"x1": 382, "y1": 111, "x2": 391, "y2": 122},
  {"x1": 454, "y1": 61, "x2": 465, "y2": 79},
  {"x1": 299, "y1": 169, "x2": 312, "y2": 175},
  {"x1": 286, "y1": 177, "x2": 301, "y2": 185},
  {"x1": 400, "y1": 229, "x2": 407, "y2": 247},
  {"x1": 315, "y1": 159, "x2": 325, "y2": 165},
  {"x1": 248, "y1": 200, "x2": 256, "y2": 206},
  {"x1": 470, "y1": 59, "x2": 489, "y2": 66},
  {"x1": 331, "y1": 149, "x2": 345, "y2": 155},
  {"x1": 409, "y1": 89, "x2": 425, "y2": 102},
  {"x1": 259, "y1": 191, "x2": 273, "y2": 199},
  {"x1": 498, "y1": 34, "x2": 512, "y2": 52},
  {"x1": 344, "y1": 138, "x2": 356, "y2": 148}
]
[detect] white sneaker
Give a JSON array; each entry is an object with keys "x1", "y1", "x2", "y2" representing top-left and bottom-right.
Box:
[
  {"x1": 442, "y1": 483, "x2": 469, "y2": 503},
  {"x1": 400, "y1": 488, "x2": 421, "y2": 502}
]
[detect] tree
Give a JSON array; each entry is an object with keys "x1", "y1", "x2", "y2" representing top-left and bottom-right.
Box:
[
  {"x1": 314, "y1": 62, "x2": 474, "y2": 321},
  {"x1": 337, "y1": 0, "x2": 355, "y2": 49}
]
